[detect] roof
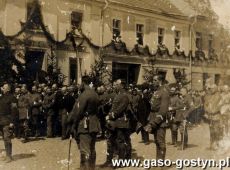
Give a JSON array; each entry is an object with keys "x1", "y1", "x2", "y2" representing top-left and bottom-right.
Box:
[
  {"x1": 170, "y1": 0, "x2": 218, "y2": 18},
  {"x1": 96, "y1": 0, "x2": 217, "y2": 19},
  {"x1": 169, "y1": 0, "x2": 196, "y2": 17},
  {"x1": 96, "y1": 0, "x2": 185, "y2": 16}
]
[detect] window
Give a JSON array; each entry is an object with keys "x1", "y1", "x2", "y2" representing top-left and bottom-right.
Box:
[
  {"x1": 203, "y1": 73, "x2": 209, "y2": 87},
  {"x1": 208, "y1": 34, "x2": 213, "y2": 51},
  {"x1": 69, "y1": 58, "x2": 77, "y2": 84},
  {"x1": 215, "y1": 74, "x2": 220, "y2": 85},
  {"x1": 196, "y1": 32, "x2": 202, "y2": 50},
  {"x1": 174, "y1": 30, "x2": 181, "y2": 47},
  {"x1": 136, "y1": 24, "x2": 144, "y2": 45},
  {"x1": 71, "y1": 12, "x2": 83, "y2": 29},
  {"x1": 158, "y1": 28, "x2": 165, "y2": 44},
  {"x1": 112, "y1": 19, "x2": 121, "y2": 40}
]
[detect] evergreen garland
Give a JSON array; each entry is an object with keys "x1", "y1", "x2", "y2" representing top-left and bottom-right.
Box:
[{"x1": 0, "y1": 0, "x2": 219, "y2": 86}]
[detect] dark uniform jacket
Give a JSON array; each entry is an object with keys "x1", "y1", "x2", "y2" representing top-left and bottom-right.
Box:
[
  {"x1": 169, "y1": 95, "x2": 184, "y2": 122},
  {"x1": 0, "y1": 93, "x2": 17, "y2": 126},
  {"x1": 175, "y1": 94, "x2": 194, "y2": 122},
  {"x1": 137, "y1": 94, "x2": 151, "y2": 125},
  {"x1": 103, "y1": 92, "x2": 115, "y2": 114},
  {"x1": 59, "y1": 93, "x2": 75, "y2": 113},
  {"x1": 30, "y1": 93, "x2": 42, "y2": 116},
  {"x1": 130, "y1": 94, "x2": 140, "y2": 113},
  {"x1": 109, "y1": 89, "x2": 130, "y2": 129},
  {"x1": 148, "y1": 85, "x2": 170, "y2": 127},
  {"x1": 69, "y1": 86, "x2": 101, "y2": 134},
  {"x1": 18, "y1": 93, "x2": 31, "y2": 120},
  {"x1": 42, "y1": 93, "x2": 56, "y2": 116}
]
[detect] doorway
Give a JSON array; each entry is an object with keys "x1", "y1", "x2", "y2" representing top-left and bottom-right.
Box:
[
  {"x1": 69, "y1": 58, "x2": 77, "y2": 84},
  {"x1": 112, "y1": 62, "x2": 140, "y2": 85},
  {"x1": 25, "y1": 50, "x2": 44, "y2": 82}
]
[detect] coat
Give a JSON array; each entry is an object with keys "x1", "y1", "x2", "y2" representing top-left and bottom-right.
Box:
[
  {"x1": 0, "y1": 93, "x2": 17, "y2": 126},
  {"x1": 69, "y1": 86, "x2": 101, "y2": 134},
  {"x1": 108, "y1": 90, "x2": 130, "y2": 129},
  {"x1": 148, "y1": 85, "x2": 170, "y2": 127},
  {"x1": 30, "y1": 93, "x2": 42, "y2": 116},
  {"x1": 18, "y1": 93, "x2": 31, "y2": 120},
  {"x1": 136, "y1": 94, "x2": 151, "y2": 125}
]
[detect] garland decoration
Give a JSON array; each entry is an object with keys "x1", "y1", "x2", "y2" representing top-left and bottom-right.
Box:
[
  {"x1": 0, "y1": 0, "x2": 222, "y2": 85},
  {"x1": 0, "y1": 0, "x2": 219, "y2": 60}
]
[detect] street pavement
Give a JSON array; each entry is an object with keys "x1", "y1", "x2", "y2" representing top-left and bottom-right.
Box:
[{"x1": 0, "y1": 123, "x2": 229, "y2": 170}]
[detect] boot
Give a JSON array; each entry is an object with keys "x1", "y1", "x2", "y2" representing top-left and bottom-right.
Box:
[
  {"x1": 99, "y1": 155, "x2": 114, "y2": 169},
  {"x1": 172, "y1": 132, "x2": 178, "y2": 146},
  {"x1": 80, "y1": 154, "x2": 90, "y2": 170},
  {"x1": 156, "y1": 147, "x2": 166, "y2": 160},
  {"x1": 89, "y1": 151, "x2": 96, "y2": 170}
]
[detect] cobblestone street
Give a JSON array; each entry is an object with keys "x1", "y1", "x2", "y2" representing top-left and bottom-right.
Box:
[{"x1": 0, "y1": 123, "x2": 229, "y2": 170}]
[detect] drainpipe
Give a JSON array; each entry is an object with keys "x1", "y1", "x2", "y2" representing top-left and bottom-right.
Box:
[
  {"x1": 189, "y1": 11, "x2": 197, "y2": 90},
  {"x1": 189, "y1": 24, "x2": 192, "y2": 90},
  {"x1": 101, "y1": 0, "x2": 109, "y2": 47}
]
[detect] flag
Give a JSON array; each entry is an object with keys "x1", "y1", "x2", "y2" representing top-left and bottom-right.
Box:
[
  {"x1": 42, "y1": 49, "x2": 50, "y2": 72},
  {"x1": 165, "y1": 69, "x2": 176, "y2": 84}
]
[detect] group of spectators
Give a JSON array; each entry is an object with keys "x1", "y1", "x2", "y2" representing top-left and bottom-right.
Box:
[{"x1": 0, "y1": 81, "x2": 207, "y2": 143}]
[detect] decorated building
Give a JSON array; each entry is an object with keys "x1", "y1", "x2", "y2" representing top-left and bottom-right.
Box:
[{"x1": 0, "y1": 0, "x2": 230, "y2": 89}]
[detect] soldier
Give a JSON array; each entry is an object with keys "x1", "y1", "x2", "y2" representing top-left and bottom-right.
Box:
[
  {"x1": 18, "y1": 86, "x2": 31, "y2": 143},
  {"x1": 100, "y1": 79, "x2": 131, "y2": 168},
  {"x1": 176, "y1": 87, "x2": 194, "y2": 150},
  {"x1": 0, "y1": 83, "x2": 17, "y2": 162},
  {"x1": 137, "y1": 88, "x2": 151, "y2": 144},
  {"x1": 168, "y1": 87, "x2": 181, "y2": 147},
  {"x1": 130, "y1": 89, "x2": 140, "y2": 114},
  {"x1": 59, "y1": 86, "x2": 75, "y2": 140},
  {"x1": 219, "y1": 85, "x2": 230, "y2": 136},
  {"x1": 97, "y1": 85, "x2": 107, "y2": 139},
  {"x1": 30, "y1": 86, "x2": 42, "y2": 137},
  {"x1": 43, "y1": 88, "x2": 55, "y2": 138},
  {"x1": 68, "y1": 76, "x2": 101, "y2": 170},
  {"x1": 52, "y1": 84, "x2": 61, "y2": 137},
  {"x1": 204, "y1": 84, "x2": 222, "y2": 150},
  {"x1": 144, "y1": 75, "x2": 170, "y2": 161},
  {"x1": 13, "y1": 87, "x2": 20, "y2": 138}
]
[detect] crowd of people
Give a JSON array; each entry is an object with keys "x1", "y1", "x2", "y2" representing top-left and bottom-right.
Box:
[{"x1": 0, "y1": 76, "x2": 229, "y2": 169}]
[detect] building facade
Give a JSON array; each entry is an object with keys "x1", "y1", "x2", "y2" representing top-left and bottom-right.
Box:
[{"x1": 0, "y1": 0, "x2": 230, "y2": 89}]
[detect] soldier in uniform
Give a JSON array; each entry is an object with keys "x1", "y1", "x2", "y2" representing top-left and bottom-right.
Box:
[
  {"x1": 176, "y1": 88, "x2": 194, "y2": 150},
  {"x1": 97, "y1": 86, "x2": 107, "y2": 139},
  {"x1": 43, "y1": 88, "x2": 55, "y2": 138},
  {"x1": 144, "y1": 75, "x2": 170, "y2": 161},
  {"x1": 168, "y1": 87, "x2": 181, "y2": 146},
  {"x1": 100, "y1": 79, "x2": 131, "y2": 168},
  {"x1": 219, "y1": 85, "x2": 230, "y2": 136},
  {"x1": 30, "y1": 86, "x2": 42, "y2": 137},
  {"x1": 52, "y1": 84, "x2": 62, "y2": 137},
  {"x1": 59, "y1": 86, "x2": 75, "y2": 140},
  {"x1": 0, "y1": 83, "x2": 17, "y2": 162},
  {"x1": 13, "y1": 87, "x2": 20, "y2": 138},
  {"x1": 18, "y1": 86, "x2": 31, "y2": 142},
  {"x1": 137, "y1": 88, "x2": 151, "y2": 144},
  {"x1": 68, "y1": 76, "x2": 101, "y2": 170},
  {"x1": 204, "y1": 84, "x2": 223, "y2": 150}
]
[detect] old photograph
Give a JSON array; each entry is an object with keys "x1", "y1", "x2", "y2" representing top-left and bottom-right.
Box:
[{"x1": 0, "y1": 0, "x2": 230, "y2": 169}]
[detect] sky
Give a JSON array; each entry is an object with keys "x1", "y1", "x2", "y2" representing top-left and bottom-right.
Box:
[{"x1": 210, "y1": 0, "x2": 230, "y2": 29}]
